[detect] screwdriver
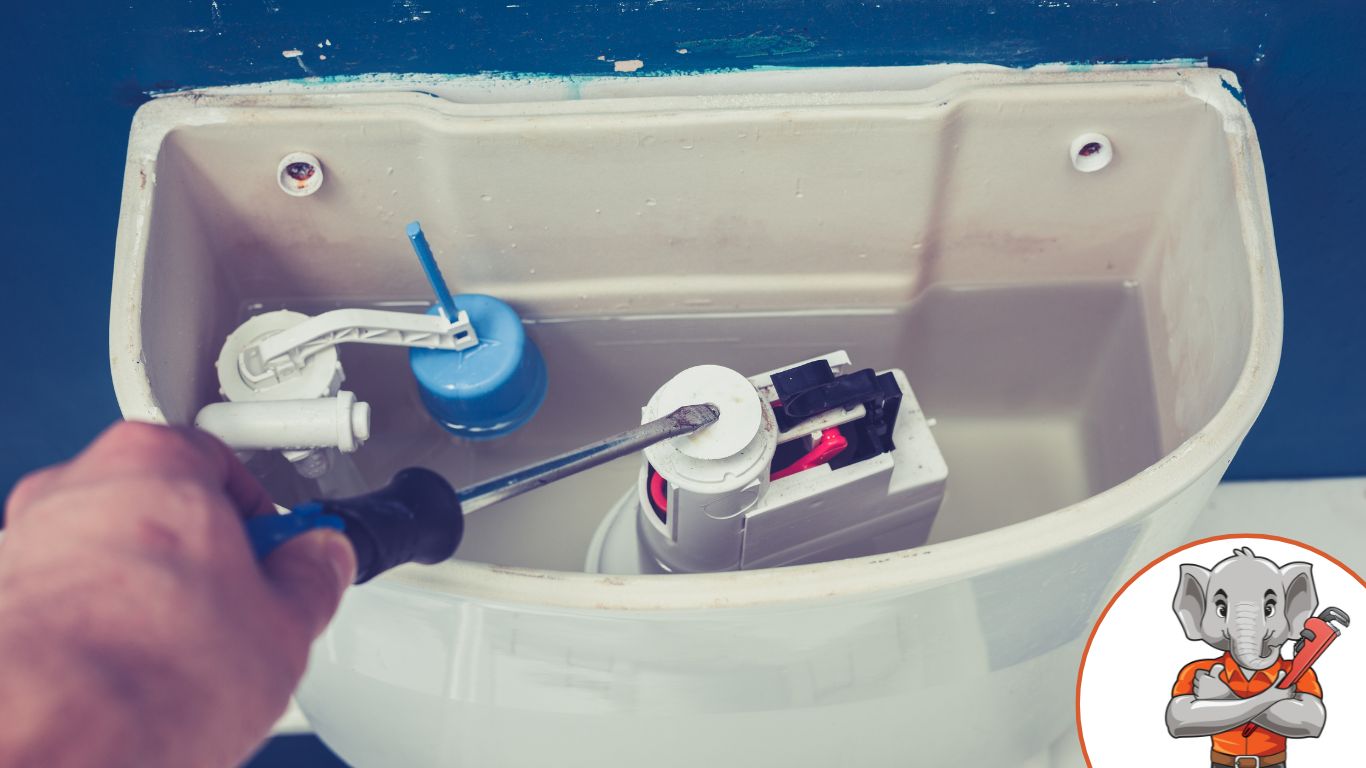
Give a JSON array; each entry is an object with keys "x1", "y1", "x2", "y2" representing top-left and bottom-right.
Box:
[{"x1": 243, "y1": 403, "x2": 719, "y2": 582}]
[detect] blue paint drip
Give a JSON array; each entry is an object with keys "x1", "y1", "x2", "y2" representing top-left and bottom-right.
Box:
[
  {"x1": 1062, "y1": 57, "x2": 1204, "y2": 72},
  {"x1": 1221, "y1": 76, "x2": 1247, "y2": 106},
  {"x1": 150, "y1": 57, "x2": 1212, "y2": 101}
]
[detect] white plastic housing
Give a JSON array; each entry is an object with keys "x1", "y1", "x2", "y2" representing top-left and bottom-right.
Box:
[
  {"x1": 638, "y1": 365, "x2": 779, "y2": 572},
  {"x1": 111, "y1": 66, "x2": 1281, "y2": 768},
  {"x1": 745, "y1": 367, "x2": 946, "y2": 569},
  {"x1": 633, "y1": 356, "x2": 947, "y2": 573},
  {"x1": 218, "y1": 310, "x2": 344, "y2": 402},
  {"x1": 194, "y1": 392, "x2": 371, "y2": 452}
]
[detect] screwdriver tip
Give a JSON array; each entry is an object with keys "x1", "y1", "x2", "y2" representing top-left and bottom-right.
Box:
[{"x1": 672, "y1": 403, "x2": 721, "y2": 431}]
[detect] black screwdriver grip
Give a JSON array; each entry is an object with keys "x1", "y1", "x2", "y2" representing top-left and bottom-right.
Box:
[{"x1": 315, "y1": 467, "x2": 464, "y2": 583}]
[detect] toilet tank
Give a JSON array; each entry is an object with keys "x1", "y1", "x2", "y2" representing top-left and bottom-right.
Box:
[{"x1": 110, "y1": 65, "x2": 1280, "y2": 767}]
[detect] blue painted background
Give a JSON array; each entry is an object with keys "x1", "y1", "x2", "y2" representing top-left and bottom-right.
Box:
[{"x1": 2, "y1": 1, "x2": 1363, "y2": 765}]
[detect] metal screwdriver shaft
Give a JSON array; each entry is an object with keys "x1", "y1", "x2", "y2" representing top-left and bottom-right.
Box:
[
  {"x1": 457, "y1": 403, "x2": 720, "y2": 514},
  {"x1": 246, "y1": 403, "x2": 721, "y2": 582}
]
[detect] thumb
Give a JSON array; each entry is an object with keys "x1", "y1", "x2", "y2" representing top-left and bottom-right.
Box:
[
  {"x1": 263, "y1": 529, "x2": 356, "y2": 638},
  {"x1": 1210, "y1": 663, "x2": 1225, "y2": 678}
]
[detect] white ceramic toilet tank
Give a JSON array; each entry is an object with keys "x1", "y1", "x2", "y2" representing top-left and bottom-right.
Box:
[{"x1": 110, "y1": 66, "x2": 1280, "y2": 766}]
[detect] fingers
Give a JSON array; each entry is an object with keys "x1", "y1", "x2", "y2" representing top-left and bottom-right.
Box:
[
  {"x1": 262, "y1": 529, "x2": 356, "y2": 640},
  {"x1": 73, "y1": 421, "x2": 215, "y2": 478},
  {"x1": 5, "y1": 464, "x2": 67, "y2": 519},
  {"x1": 71, "y1": 421, "x2": 276, "y2": 518},
  {"x1": 1193, "y1": 672, "x2": 1212, "y2": 696},
  {"x1": 188, "y1": 428, "x2": 276, "y2": 518},
  {"x1": 1273, "y1": 671, "x2": 1294, "y2": 693}
]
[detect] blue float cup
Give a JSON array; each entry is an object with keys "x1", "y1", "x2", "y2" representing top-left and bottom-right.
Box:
[
  {"x1": 404, "y1": 221, "x2": 547, "y2": 439},
  {"x1": 409, "y1": 295, "x2": 548, "y2": 439}
]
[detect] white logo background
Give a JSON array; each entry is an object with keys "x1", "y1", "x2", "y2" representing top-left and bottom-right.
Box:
[{"x1": 1078, "y1": 536, "x2": 1366, "y2": 767}]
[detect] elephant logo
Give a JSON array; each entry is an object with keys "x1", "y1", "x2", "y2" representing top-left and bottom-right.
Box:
[{"x1": 1166, "y1": 546, "x2": 1349, "y2": 768}]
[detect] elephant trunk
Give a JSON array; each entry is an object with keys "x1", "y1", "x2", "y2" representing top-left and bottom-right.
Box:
[{"x1": 1231, "y1": 601, "x2": 1275, "y2": 670}]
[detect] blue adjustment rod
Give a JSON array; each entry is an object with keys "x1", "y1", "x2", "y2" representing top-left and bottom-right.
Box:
[{"x1": 242, "y1": 404, "x2": 719, "y2": 583}]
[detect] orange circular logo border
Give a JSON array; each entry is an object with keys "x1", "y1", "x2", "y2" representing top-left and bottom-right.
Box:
[{"x1": 1075, "y1": 532, "x2": 1366, "y2": 767}]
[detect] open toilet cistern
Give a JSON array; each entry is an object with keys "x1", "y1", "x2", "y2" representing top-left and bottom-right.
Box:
[{"x1": 108, "y1": 68, "x2": 1283, "y2": 766}]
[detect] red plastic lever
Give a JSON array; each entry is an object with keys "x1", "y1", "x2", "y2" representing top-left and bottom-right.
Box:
[{"x1": 770, "y1": 428, "x2": 848, "y2": 481}]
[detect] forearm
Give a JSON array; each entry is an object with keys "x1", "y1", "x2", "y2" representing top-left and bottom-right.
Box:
[
  {"x1": 1252, "y1": 696, "x2": 1326, "y2": 738},
  {"x1": 1167, "y1": 695, "x2": 1277, "y2": 737}
]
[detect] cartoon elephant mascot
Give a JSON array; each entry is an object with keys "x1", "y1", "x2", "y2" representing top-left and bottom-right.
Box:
[{"x1": 1166, "y1": 547, "x2": 1324, "y2": 768}]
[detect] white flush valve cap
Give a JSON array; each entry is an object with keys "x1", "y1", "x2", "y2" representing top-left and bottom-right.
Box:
[
  {"x1": 642, "y1": 365, "x2": 777, "y2": 495},
  {"x1": 644, "y1": 365, "x2": 761, "y2": 460}
]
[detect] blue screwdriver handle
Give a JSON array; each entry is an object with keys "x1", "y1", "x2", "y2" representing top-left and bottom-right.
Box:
[
  {"x1": 242, "y1": 468, "x2": 464, "y2": 584},
  {"x1": 244, "y1": 503, "x2": 345, "y2": 560}
]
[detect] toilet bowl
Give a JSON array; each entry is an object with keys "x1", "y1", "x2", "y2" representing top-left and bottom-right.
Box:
[{"x1": 110, "y1": 65, "x2": 1280, "y2": 766}]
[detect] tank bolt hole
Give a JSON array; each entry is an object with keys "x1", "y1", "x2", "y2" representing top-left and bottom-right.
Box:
[
  {"x1": 1070, "y1": 133, "x2": 1113, "y2": 173},
  {"x1": 277, "y1": 152, "x2": 324, "y2": 196}
]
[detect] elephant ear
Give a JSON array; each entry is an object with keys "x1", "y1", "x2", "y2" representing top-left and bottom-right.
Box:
[
  {"x1": 1174, "y1": 564, "x2": 1212, "y2": 642},
  {"x1": 1281, "y1": 562, "x2": 1318, "y2": 637}
]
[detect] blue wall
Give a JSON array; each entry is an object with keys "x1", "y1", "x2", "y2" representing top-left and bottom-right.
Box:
[{"x1": 2, "y1": 2, "x2": 1362, "y2": 765}]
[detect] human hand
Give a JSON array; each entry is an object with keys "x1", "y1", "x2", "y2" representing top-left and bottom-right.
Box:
[
  {"x1": 0, "y1": 421, "x2": 355, "y2": 768},
  {"x1": 1193, "y1": 663, "x2": 1236, "y2": 700}
]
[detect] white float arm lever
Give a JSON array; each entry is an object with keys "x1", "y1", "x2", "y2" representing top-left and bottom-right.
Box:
[{"x1": 239, "y1": 307, "x2": 478, "y2": 387}]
